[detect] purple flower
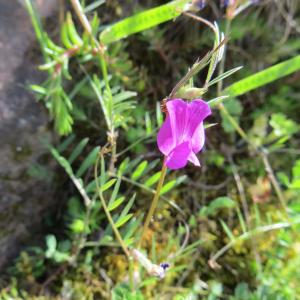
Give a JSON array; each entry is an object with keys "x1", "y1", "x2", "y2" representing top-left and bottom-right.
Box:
[
  {"x1": 192, "y1": 0, "x2": 206, "y2": 9},
  {"x1": 157, "y1": 99, "x2": 211, "y2": 170}
]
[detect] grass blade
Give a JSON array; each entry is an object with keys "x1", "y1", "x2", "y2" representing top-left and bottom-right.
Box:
[
  {"x1": 100, "y1": 0, "x2": 190, "y2": 44},
  {"x1": 224, "y1": 55, "x2": 300, "y2": 97}
]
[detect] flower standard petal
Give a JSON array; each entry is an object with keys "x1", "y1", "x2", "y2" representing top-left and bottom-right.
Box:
[
  {"x1": 157, "y1": 115, "x2": 174, "y2": 156},
  {"x1": 166, "y1": 99, "x2": 188, "y2": 145},
  {"x1": 165, "y1": 142, "x2": 191, "y2": 170}
]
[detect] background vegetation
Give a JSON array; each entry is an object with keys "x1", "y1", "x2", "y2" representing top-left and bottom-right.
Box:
[{"x1": 1, "y1": 0, "x2": 300, "y2": 299}]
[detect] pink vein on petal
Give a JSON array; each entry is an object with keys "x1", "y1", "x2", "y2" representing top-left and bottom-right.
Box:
[{"x1": 166, "y1": 99, "x2": 188, "y2": 145}]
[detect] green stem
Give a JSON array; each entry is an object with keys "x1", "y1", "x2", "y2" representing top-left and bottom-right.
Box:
[
  {"x1": 210, "y1": 219, "x2": 300, "y2": 264},
  {"x1": 94, "y1": 153, "x2": 130, "y2": 258},
  {"x1": 217, "y1": 19, "x2": 231, "y2": 95},
  {"x1": 71, "y1": 0, "x2": 114, "y2": 129},
  {"x1": 70, "y1": 0, "x2": 116, "y2": 168},
  {"x1": 138, "y1": 162, "x2": 167, "y2": 248},
  {"x1": 25, "y1": 0, "x2": 51, "y2": 71},
  {"x1": 95, "y1": 153, "x2": 135, "y2": 290},
  {"x1": 218, "y1": 103, "x2": 250, "y2": 143},
  {"x1": 129, "y1": 256, "x2": 135, "y2": 292}
]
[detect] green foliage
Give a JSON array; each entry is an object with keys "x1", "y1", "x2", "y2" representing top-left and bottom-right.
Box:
[
  {"x1": 88, "y1": 74, "x2": 137, "y2": 130},
  {"x1": 269, "y1": 113, "x2": 299, "y2": 138},
  {"x1": 100, "y1": 0, "x2": 190, "y2": 44},
  {"x1": 221, "y1": 98, "x2": 243, "y2": 133},
  {"x1": 45, "y1": 235, "x2": 71, "y2": 263},
  {"x1": 200, "y1": 197, "x2": 236, "y2": 217},
  {"x1": 11, "y1": 0, "x2": 300, "y2": 299},
  {"x1": 248, "y1": 112, "x2": 299, "y2": 150},
  {"x1": 112, "y1": 284, "x2": 144, "y2": 300},
  {"x1": 225, "y1": 55, "x2": 300, "y2": 97}
]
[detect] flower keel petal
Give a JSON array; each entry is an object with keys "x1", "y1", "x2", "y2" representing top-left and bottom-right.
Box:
[
  {"x1": 191, "y1": 123, "x2": 205, "y2": 154},
  {"x1": 166, "y1": 99, "x2": 188, "y2": 145},
  {"x1": 165, "y1": 142, "x2": 191, "y2": 170}
]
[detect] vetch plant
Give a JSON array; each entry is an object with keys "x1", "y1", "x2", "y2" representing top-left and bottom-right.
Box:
[
  {"x1": 24, "y1": 0, "x2": 235, "y2": 293},
  {"x1": 19, "y1": 0, "x2": 300, "y2": 298},
  {"x1": 136, "y1": 98, "x2": 212, "y2": 281}
]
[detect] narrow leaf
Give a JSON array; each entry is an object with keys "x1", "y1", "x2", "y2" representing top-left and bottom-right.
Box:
[
  {"x1": 144, "y1": 171, "x2": 161, "y2": 187},
  {"x1": 84, "y1": 0, "x2": 105, "y2": 13},
  {"x1": 236, "y1": 207, "x2": 247, "y2": 234},
  {"x1": 160, "y1": 175, "x2": 186, "y2": 195},
  {"x1": 115, "y1": 214, "x2": 133, "y2": 228},
  {"x1": 108, "y1": 177, "x2": 122, "y2": 206},
  {"x1": 123, "y1": 216, "x2": 143, "y2": 241},
  {"x1": 207, "y1": 66, "x2": 243, "y2": 87},
  {"x1": 208, "y1": 95, "x2": 229, "y2": 108},
  {"x1": 68, "y1": 138, "x2": 89, "y2": 164},
  {"x1": 108, "y1": 196, "x2": 125, "y2": 211},
  {"x1": 100, "y1": 0, "x2": 190, "y2": 44},
  {"x1": 120, "y1": 194, "x2": 136, "y2": 218},
  {"x1": 160, "y1": 179, "x2": 176, "y2": 195},
  {"x1": 76, "y1": 146, "x2": 100, "y2": 177},
  {"x1": 131, "y1": 161, "x2": 148, "y2": 181},
  {"x1": 30, "y1": 84, "x2": 47, "y2": 95},
  {"x1": 220, "y1": 220, "x2": 235, "y2": 242},
  {"x1": 225, "y1": 55, "x2": 300, "y2": 97},
  {"x1": 57, "y1": 134, "x2": 76, "y2": 153},
  {"x1": 101, "y1": 178, "x2": 117, "y2": 192},
  {"x1": 50, "y1": 148, "x2": 73, "y2": 176}
]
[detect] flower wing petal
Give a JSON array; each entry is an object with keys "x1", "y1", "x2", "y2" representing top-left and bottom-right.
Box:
[
  {"x1": 165, "y1": 141, "x2": 191, "y2": 170},
  {"x1": 186, "y1": 99, "x2": 211, "y2": 139},
  {"x1": 157, "y1": 115, "x2": 174, "y2": 156},
  {"x1": 191, "y1": 122, "x2": 205, "y2": 153}
]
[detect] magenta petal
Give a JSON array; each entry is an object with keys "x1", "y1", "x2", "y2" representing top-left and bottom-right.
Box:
[
  {"x1": 186, "y1": 99, "x2": 211, "y2": 139},
  {"x1": 191, "y1": 123, "x2": 205, "y2": 153},
  {"x1": 157, "y1": 115, "x2": 174, "y2": 156},
  {"x1": 165, "y1": 142, "x2": 191, "y2": 170},
  {"x1": 188, "y1": 152, "x2": 200, "y2": 166},
  {"x1": 166, "y1": 99, "x2": 188, "y2": 145},
  {"x1": 157, "y1": 98, "x2": 211, "y2": 170}
]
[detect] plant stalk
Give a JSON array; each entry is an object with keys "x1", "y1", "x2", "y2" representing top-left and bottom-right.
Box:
[
  {"x1": 94, "y1": 153, "x2": 135, "y2": 290},
  {"x1": 94, "y1": 153, "x2": 130, "y2": 258},
  {"x1": 209, "y1": 219, "x2": 299, "y2": 265},
  {"x1": 70, "y1": 0, "x2": 116, "y2": 169},
  {"x1": 138, "y1": 162, "x2": 167, "y2": 248}
]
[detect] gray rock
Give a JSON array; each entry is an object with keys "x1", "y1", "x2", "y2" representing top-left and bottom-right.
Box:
[{"x1": 0, "y1": 0, "x2": 57, "y2": 270}]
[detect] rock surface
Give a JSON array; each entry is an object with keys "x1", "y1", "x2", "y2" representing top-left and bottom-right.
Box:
[{"x1": 0, "y1": 0, "x2": 57, "y2": 270}]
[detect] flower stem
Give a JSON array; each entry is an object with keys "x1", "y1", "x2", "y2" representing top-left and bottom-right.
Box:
[
  {"x1": 138, "y1": 162, "x2": 167, "y2": 248},
  {"x1": 128, "y1": 256, "x2": 135, "y2": 291}
]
